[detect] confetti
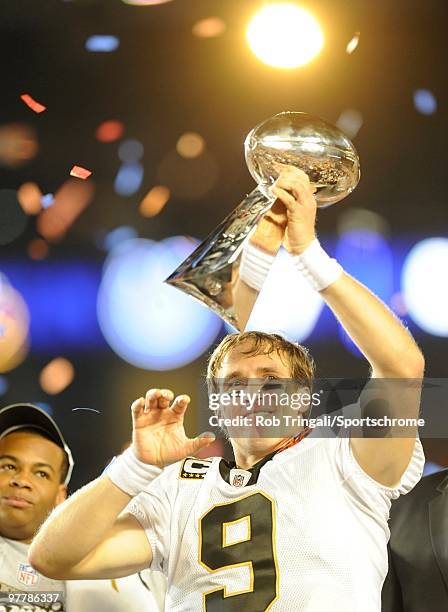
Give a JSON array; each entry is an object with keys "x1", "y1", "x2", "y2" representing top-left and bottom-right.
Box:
[
  {"x1": 72, "y1": 407, "x2": 101, "y2": 413},
  {"x1": 346, "y1": 32, "x2": 360, "y2": 55},
  {"x1": 70, "y1": 165, "x2": 92, "y2": 180},
  {"x1": 20, "y1": 93, "x2": 46, "y2": 114}
]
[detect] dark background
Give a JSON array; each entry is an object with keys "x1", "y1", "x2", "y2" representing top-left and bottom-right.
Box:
[{"x1": 0, "y1": 0, "x2": 446, "y2": 491}]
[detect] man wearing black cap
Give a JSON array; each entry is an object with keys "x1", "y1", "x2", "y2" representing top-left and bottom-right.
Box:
[
  {"x1": 0, "y1": 403, "x2": 164, "y2": 611},
  {"x1": 0, "y1": 403, "x2": 73, "y2": 610}
]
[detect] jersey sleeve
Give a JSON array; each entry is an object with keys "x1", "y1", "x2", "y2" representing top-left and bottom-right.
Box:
[
  {"x1": 331, "y1": 434, "x2": 424, "y2": 521},
  {"x1": 335, "y1": 399, "x2": 425, "y2": 500},
  {"x1": 125, "y1": 464, "x2": 178, "y2": 574}
]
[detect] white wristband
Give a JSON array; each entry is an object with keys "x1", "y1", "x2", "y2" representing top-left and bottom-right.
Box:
[
  {"x1": 292, "y1": 239, "x2": 343, "y2": 292},
  {"x1": 105, "y1": 446, "x2": 162, "y2": 497},
  {"x1": 239, "y1": 241, "x2": 275, "y2": 292}
]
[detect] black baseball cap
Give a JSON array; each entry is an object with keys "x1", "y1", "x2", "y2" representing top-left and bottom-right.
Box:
[{"x1": 0, "y1": 403, "x2": 74, "y2": 485}]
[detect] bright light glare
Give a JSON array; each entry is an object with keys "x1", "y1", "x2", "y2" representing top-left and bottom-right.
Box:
[
  {"x1": 97, "y1": 237, "x2": 222, "y2": 370},
  {"x1": 402, "y1": 238, "x2": 448, "y2": 336},
  {"x1": 246, "y1": 3, "x2": 324, "y2": 69}
]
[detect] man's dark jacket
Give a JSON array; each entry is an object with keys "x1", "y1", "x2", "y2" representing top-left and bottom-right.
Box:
[{"x1": 382, "y1": 469, "x2": 448, "y2": 611}]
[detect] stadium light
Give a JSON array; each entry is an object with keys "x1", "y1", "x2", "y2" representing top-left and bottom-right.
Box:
[{"x1": 246, "y1": 3, "x2": 324, "y2": 69}]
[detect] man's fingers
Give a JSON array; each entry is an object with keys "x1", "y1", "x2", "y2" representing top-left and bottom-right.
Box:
[
  {"x1": 158, "y1": 389, "x2": 174, "y2": 409},
  {"x1": 170, "y1": 395, "x2": 191, "y2": 415},
  {"x1": 188, "y1": 432, "x2": 216, "y2": 455},
  {"x1": 145, "y1": 388, "x2": 160, "y2": 412},
  {"x1": 144, "y1": 388, "x2": 174, "y2": 412},
  {"x1": 274, "y1": 177, "x2": 315, "y2": 210},
  {"x1": 271, "y1": 186, "x2": 297, "y2": 213},
  {"x1": 131, "y1": 397, "x2": 145, "y2": 418},
  {"x1": 264, "y1": 199, "x2": 288, "y2": 227},
  {"x1": 289, "y1": 179, "x2": 316, "y2": 208}
]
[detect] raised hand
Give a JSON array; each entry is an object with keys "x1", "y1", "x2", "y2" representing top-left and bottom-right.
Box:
[
  {"x1": 271, "y1": 164, "x2": 317, "y2": 255},
  {"x1": 131, "y1": 389, "x2": 215, "y2": 468},
  {"x1": 248, "y1": 198, "x2": 288, "y2": 255}
]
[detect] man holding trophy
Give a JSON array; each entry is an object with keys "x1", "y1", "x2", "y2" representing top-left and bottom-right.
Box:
[{"x1": 28, "y1": 114, "x2": 425, "y2": 611}]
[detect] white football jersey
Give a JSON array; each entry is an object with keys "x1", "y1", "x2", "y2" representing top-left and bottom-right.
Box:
[
  {"x1": 65, "y1": 571, "x2": 165, "y2": 611},
  {"x1": 0, "y1": 536, "x2": 164, "y2": 612},
  {"x1": 127, "y1": 432, "x2": 424, "y2": 612},
  {"x1": 0, "y1": 536, "x2": 65, "y2": 610}
]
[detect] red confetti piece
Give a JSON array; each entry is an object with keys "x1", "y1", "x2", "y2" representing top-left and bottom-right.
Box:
[
  {"x1": 70, "y1": 165, "x2": 92, "y2": 180},
  {"x1": 20, "y1": 93, "x2": 46, "y2": 113}
]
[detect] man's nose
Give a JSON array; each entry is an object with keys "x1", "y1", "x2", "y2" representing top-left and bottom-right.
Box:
[{"x1": 9, "y1": 473, "x2": 33, "y2": 490}]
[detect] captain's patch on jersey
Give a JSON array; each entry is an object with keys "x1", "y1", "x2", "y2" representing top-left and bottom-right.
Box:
[{"x1": 179, "y1": 457, "x2": 213, "y2": 480}]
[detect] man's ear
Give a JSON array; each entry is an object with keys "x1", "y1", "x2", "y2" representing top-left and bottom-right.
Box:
[{"x1": 55, "y1": 484, "x2": 67, "y2": 506}]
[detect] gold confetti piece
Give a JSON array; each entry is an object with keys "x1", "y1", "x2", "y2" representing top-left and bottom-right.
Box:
[
  {"x1": 70, "y1": 165, "x2": 92, "y2": 179},
  {"x1": 346, "y1": 31, "x2": 360, "y2": 54}
]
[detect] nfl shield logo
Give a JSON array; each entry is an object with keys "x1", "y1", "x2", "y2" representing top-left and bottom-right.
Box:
[
  {"x1": 232, "y1": 474, "x2": 245, "y2": 487},
  {"x1": 17, "y1": 563, "x2": 39, "y2": 587}
]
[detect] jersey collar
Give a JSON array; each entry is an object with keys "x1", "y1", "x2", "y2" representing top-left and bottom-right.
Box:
[{"x1": 219, "y1": 428, "x2": 312, "y2": 486}]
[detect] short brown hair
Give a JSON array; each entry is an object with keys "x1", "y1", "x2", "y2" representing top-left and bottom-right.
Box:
[{"x1": 207, "y1": 331, "x2": 315, "y2": 385}]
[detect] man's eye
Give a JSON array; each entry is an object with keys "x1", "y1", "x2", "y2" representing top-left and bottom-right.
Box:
[
  {"x1": 36, "y1": 471, "x2": 49, "y2": 479},
  {"x1": 262, "y1": 377, "x2": 283, "y2": 390},
  {"x1": 226, "y1": 379, "x2": 245, "y2": 390},
  {"x1": 0, "y1": 464, "x2": 16, "y2": 471}
]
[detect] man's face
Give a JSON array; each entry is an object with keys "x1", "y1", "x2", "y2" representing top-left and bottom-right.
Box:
[
  {"x1": 216, "y1": 341, "x2": 294, "y2": 452},
  {"x1": 0, "y1": 431, "x2": 66, "y2": 543}
]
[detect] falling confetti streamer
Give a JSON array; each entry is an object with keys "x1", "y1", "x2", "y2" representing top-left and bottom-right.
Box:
[
  {"x1": 20, "y1": 94, "x2": 47, "y2": 114},
  {"x1": 346, "y1": 32, "x2": 360, "y2": 54},
  {"x1": 70, "y1": 165, "x2": 92, "y2": 180},
  {"x1": 72, "y1": 407, "x2": 101, "y2": 413}
]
